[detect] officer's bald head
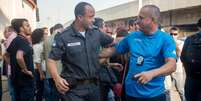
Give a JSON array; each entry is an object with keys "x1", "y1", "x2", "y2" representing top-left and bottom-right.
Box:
[{"x1": 74, "y1": 2, "x2": 93, "y2": 17}]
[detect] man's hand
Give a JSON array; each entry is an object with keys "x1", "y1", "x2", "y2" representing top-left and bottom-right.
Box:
[
  {"x1": 21, "y1": 68, "x2": 34, "y2": 78},
  {"x1": 134, "y1": 71, "x2": 155, "y2": 85},
  {"x1": 48, "y1": 59, "x2": 69, "y2": 94},
  {"x1": 99, "y1": 47, "x2": 116, "y2": 58},
  {"x1": 54, "y1": 76, "x2": 70, "y2": 94},
  {"x1": 40, "y1": 73, "x2": 45, "y2": 80},
  {"x1": 109, "y1": 63, "x2": 124, "y2": 72}
]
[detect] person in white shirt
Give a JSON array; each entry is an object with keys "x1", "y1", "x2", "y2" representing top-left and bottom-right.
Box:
[
  {"x1": 169, "y1": 27, "x2": 185, "y2": 101},
  {"x1": 31, "y1": 28, "x2": 45, "y2": 101}
]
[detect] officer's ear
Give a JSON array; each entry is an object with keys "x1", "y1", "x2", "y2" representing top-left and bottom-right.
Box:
[{"x1": 77, "y1": 15, "x2": 83, "y2": 21}]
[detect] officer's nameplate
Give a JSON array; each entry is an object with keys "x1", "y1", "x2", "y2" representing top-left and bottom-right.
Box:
[{"x1": 67, "y1": 42, "x2": 81, "y2": 46}]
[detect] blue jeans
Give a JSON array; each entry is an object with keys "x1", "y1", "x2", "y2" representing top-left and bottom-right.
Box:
[
  {"x1": 185, "y1": 77, "x2": 201, "y2": 101},
  {"x1": 125, "y1": 93, "x2": 166, "y2": 101},
  {"x1": 44, "y1": 78, "x2": 60, "y2": 101},
  {"x1": 8, "y1": 78, "x2": 15, "y2": 101}
]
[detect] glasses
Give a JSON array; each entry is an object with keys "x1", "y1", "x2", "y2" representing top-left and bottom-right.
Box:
[{"x1": 170, "y1": 33, "x2": 178, "y2": 36}]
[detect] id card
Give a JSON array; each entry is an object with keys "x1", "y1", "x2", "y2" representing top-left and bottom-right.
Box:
[{"x1": 136, "y1": 56, "x2": 144, "y2": 66}]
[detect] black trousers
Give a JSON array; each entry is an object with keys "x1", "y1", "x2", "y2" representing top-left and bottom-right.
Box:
[
  {"x1": 60, "y1": 83, "x2": 100, "y2": 101},
  {"x1": 13, "y1": 84, "x2": 35, "y2": 101},
  {"x1": 185, "y1": 77, "x2": 201, "y2": 101},
  {"x1": 125, "y1": 93, "x2": 166, "y2": 101},
  {"x1": 99, "y1": 82, "x2": 111, "y2": 101}
]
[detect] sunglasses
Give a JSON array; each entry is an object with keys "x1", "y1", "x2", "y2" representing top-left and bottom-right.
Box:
[{"x1": 170, "y1": 33, "x2": 178, "y2": 36}]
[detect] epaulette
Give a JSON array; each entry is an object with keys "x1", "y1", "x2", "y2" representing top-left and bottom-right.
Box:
[{"x1": 61, "y1": 26, "x2": 72, "y2": 33}]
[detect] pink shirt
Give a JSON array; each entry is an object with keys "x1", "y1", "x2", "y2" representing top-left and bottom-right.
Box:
[
  {"x1": 3, "y1": 32, "x2": 17, "y2": 76},
  {"x1": 5, "y1": 32, "x2": 17, "y2": 49}
]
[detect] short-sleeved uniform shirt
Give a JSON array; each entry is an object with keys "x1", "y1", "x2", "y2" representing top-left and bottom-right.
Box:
[
  {"x1": 49, "y1": 24, "x2": 113, "y2": 80},
  {"x1": 7, "y1": 35, "x2": 34, "y2": 86},
  {"x1": 115, "y1": 29, "x2": 177, "y2": 98}
]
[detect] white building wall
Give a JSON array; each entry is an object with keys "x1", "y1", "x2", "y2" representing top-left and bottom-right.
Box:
[
  {"x1": 0, "y1": 10, "x2": 10, "y2": 39},
  {"x1": 0, "y1": 0, "x2": 36, "y2": 39},
  {"x1": 96, "y1": 0, "x2": 201, "y2": 22}
]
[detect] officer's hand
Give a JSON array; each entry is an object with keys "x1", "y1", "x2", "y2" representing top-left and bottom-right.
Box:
[
  {"x1": 21, "y1": 68, "x2": 34, "y2": 78},
  {"x1": 134, "y1": 71, "x2": 155, "y2": 85},
  {"x1": 54, "y1": 76, "x2": 70, "y2": 94}
]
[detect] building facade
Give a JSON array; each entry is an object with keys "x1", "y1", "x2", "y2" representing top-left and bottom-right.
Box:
[
  {"x1": 96, "y1": 0, "x2": 201, "y2": 37},
  {"x1": 0, "y1": 0, "x2": 38, "y2": 39}
]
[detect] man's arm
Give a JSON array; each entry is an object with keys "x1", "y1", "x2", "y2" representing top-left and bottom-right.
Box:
[
  {"x1": 153, "y1": 58, "x2": 176, "y2": 76},
  {"x1": 47, "y1": 59, "x2": 60, "y2": 81},
  {"x1": 35, "y1": 63, "x2": 45, "y2": 80},
  {"x1": 135, "y1": 58, "x2": 176, "y2": 84},
  {"x1": 16, "y1": 50, "x2": 33, "y2": 77},
  {"x1": 148, "y1": 58, "x2": 176, "y2": 76},
  {"x1": 3, "y1": 52, "x2": 10, "y2": 65},
  {"x1": 48, "y1": 34, "x2": 70, "y2": 94},
  {"x1": 99, "y1": 31, "x2": 130, "y2": 58},
  {"x1": 99, "y1": 57, "x2": 123, "y2": 72},
  {"x1": 47, "y1": 58, "x2": 69, "y2": 94}
]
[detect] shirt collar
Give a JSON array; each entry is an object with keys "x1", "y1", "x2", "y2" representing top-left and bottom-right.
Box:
[
  {"x1": 70, "y1": 22, "x2": 92, "y2": 37},
  {"x1": 140, "y1": 29, "x2": 160, "y2": 38}
]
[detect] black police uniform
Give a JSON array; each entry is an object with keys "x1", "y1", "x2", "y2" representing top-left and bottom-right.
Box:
[{"x1": 49, "y1": 24, "x2": 113, "y2": 101}]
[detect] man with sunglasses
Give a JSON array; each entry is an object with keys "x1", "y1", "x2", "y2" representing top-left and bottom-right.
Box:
[
  {"x1": 169, "y1": 27, "x2": 186, "y2": 101},
  {"x1": 170, "y1": 27, "x2": 179, "y2": 40},
  {"x1": 99, "y1": 5, "x2": 177, "y2": 101}
]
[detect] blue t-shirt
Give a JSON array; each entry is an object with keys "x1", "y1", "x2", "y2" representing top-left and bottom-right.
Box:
[{"x1": 115, "y1": 30, "x2": 177, "y2": 98}]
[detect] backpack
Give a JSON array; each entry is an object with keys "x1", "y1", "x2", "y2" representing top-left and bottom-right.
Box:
[{"x1": 181, "y1": 32, "x2": 201, "y2": 76}]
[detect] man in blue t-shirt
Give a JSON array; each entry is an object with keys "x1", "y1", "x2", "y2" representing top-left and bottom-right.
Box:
[{"x1": 99, "y1": 5, "x2": 177, "y2": 101}]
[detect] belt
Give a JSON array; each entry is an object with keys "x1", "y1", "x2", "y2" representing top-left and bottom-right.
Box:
[
  {"x1": 63, "y1": 77, "x2": 99, "y2": 88},
  {"x1": 76, "y1": 79, "x2": 98, "y2": 85}
]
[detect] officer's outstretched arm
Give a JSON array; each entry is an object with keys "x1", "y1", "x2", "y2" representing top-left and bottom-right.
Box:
[{"x1": 47, "y1": 58, "x2": 70, "y2": 94}]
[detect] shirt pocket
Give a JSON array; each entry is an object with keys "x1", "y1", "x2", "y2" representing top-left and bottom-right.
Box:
[{"x1": 66, "y1": 42, "x2": 83, "y2": 55}]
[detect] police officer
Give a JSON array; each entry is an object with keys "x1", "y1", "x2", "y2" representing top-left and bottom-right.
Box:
[{"x1": 47, "y1": 2, "x2": 113, "y2": 101}]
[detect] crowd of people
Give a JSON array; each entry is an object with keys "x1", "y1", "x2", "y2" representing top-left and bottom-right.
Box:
[{"x1": 0, "y1": 1, "x2": 201, "y2": 101}]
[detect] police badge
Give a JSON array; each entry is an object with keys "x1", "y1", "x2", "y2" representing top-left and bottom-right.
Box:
[{"x1": 136, "y1": 56, "x2": 144, "y2": 66}]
